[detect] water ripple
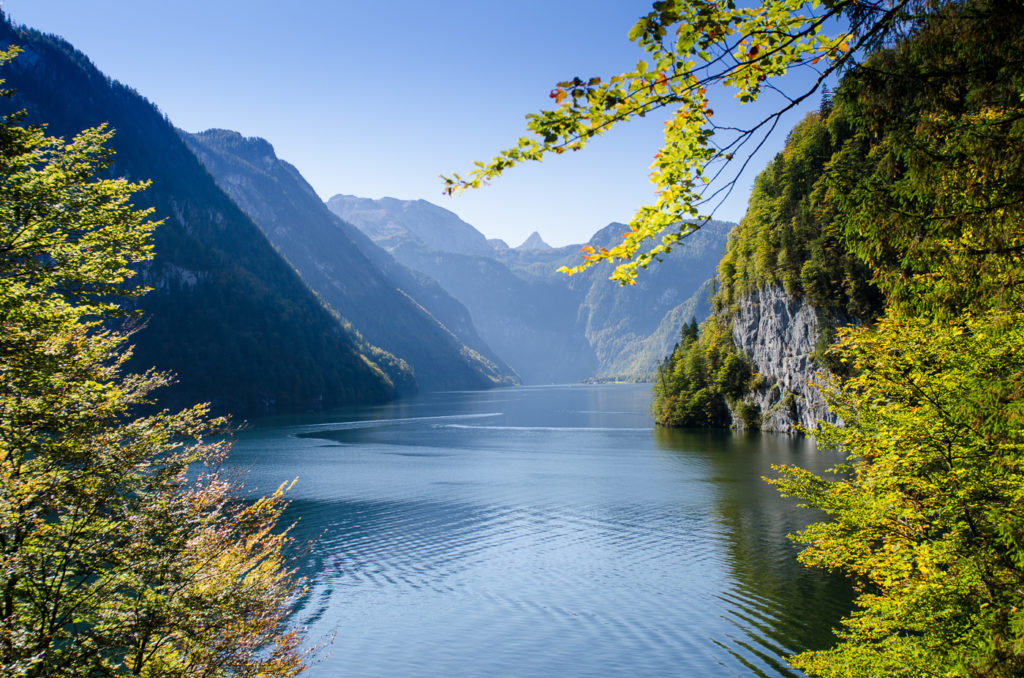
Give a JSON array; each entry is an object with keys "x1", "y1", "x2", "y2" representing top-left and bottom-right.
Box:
[{"x1": 232, "y1": 385, "x2": 850, "y2": 678}]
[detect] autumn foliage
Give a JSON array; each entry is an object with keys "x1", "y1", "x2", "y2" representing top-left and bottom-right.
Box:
[{"x1": 0, "y1": 47, "x2": 306, "y2": 677}]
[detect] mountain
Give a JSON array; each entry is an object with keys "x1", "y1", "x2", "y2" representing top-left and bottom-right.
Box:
[
  {"x1": 566, "y1": 223, "x2": 724, "y2": 377},
  {"x1": 653, "y1": 112, "x2": 883, "y2": 433},
  {"x1": 327, "y1": 194, "x2": 730, "y2": 383},
  {"x1": 329, "y1": 196, "x2": 597, "y2": 383},
  {"x1": 0, "y1": 18, "x2": 402, "y2": 416},
  {"x1": 182, "y1": 129, "x2": 516, "y2": 392},
  {"x1": 356, "y1": 241, "x2": 597, "y2": 384},
  {"x1": 328, "y1": 195, "x2": 494, "y2": 256},
  {"x1": 516, "y1": 232, "x2": 552, "y2": 251}
]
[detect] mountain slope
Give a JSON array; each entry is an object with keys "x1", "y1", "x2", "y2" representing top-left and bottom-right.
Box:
[
  {"x1": 182, "y1": 129, "x2": 516, "y2": 392},
  {"x1": 328, "y1": 195, "x2": 494, "y2": 256},
  {"x1": 0, "y1": 19, "x2": 400, "y2": 415},
  {"x1": 653, "y1": 111, "x2": 883, "y2": 432},
  {"x1": 363, "y1": 243, "x2": 597, "y2": 384},
  {"x1": 328, "y1": 194, "x2": 730, "y2": 383},
  {"x1": 560, "y1": 221, "x2": 727, "y2": 378}
]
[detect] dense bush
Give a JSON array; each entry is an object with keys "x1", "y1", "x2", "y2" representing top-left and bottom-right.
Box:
[{"x1": 652, "y1": 316, "x2": 756, "y2": 427}]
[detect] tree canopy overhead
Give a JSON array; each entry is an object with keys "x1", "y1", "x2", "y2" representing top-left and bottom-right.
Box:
[{"x1": 443, "y1": 0, "x2": 931, "y2": 284}]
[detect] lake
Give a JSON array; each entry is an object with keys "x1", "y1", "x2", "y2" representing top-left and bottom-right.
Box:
[{"x1": 229, "y1": 383, "x2": 850, "y2": 677}]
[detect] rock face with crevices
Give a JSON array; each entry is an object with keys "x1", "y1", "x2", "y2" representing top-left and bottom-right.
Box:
[{"x1": 730, "y1": 285, "x2": 846, "y2": 433}]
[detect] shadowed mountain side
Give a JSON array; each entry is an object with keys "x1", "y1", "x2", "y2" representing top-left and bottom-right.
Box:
[
  {"x1": 487, "y1": 222, "x2": 726, "y2": 378},
  {"x1": 328, "y1": 192, "x2": 729, "y2": 383},
  {"x1": 340, "y1": 219, "x2": 517, "y2": 381},
  {"x1": 182, "y1": 129, "x2": 517, "y2": 393},
  {"x1": 564, "y1": 223, "x2": 727, "y2": 378},
  {"x1": 0, "y1": 19, "x2": 400, "y2": 415},
  {"x1": 482, "y1": 224, "x2": 725, "y2": 379},
  {"x1": 590, "y1": 278, "x2": 715, "y2": 378}
]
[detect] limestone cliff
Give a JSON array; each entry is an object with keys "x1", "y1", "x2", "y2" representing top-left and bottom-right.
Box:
[{"x1": 729, "y1": 286, "x2": 849, "y2": 433}]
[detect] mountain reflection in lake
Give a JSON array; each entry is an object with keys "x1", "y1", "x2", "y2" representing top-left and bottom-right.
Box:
[{"x1": 229, "y1": 384, "x2": 850, "y2": 677}]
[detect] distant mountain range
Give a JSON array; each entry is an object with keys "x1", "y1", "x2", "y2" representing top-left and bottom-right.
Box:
[
  {"x1": 0, "y1": 13, "x2": 731, "y2": 415},
  {"x1": 328, "y1": 195, "x2": 730, "y2": 384},
  {"x1": 182, "y1": 129, "x2": 517, "y2": 393}
]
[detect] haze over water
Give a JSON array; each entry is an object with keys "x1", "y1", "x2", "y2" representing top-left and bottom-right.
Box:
[{"x1": 230, "y1": 384, "x2": 850, "y2": 677}]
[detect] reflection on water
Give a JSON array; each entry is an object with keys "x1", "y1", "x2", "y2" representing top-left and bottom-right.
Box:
[
  {"x1": 653, "y1": 429, "x2": 853, "y2": 675},
  {"x1": 229, "y1": 384, "x2": 850, "y2": 677}
]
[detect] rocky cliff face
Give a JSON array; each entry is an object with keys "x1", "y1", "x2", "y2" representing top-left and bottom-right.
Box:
[{"x1": 730, "y1": 285, "x2": 847, "y2": 433}]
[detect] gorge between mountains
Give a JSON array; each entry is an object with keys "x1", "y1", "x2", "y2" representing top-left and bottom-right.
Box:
[
  {"x1": 0, "y1": 14, "x2": 832, "y2": 424},
  {"x1": 0, "y1": 11, "x2": 865, "y2": 678}
]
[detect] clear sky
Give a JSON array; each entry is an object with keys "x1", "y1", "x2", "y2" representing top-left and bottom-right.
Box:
[{"x1": 2, "y1": 0, "x2": 828, "y2": 247}]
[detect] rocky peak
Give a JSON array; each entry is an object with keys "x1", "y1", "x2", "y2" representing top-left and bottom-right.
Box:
[{"x1": 516, "y1": 231, "x2": 552, "y2": 251}]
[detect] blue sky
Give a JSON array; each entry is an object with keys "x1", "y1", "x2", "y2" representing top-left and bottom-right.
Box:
[{"x1": 2, "y1": 0, "x2": 828, "y2": 247}]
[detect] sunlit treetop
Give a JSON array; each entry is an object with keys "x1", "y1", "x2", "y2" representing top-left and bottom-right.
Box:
[{"x1": 442, "y1": 0, "x2": 924, "y2": 284}]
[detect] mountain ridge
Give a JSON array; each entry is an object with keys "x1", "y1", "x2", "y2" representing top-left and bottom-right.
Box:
[
  {"x1": 0, "y1": 19, "x2": 401, "y2": 415},
  {"x1": 327, "y1": 194, "x2": 730, "y2": 383},
  {"x1": 182, "y1": 128, "x2": 517, "y2": 392}
]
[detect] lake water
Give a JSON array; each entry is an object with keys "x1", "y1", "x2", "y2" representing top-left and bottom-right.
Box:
[{"x1": 229, "y1": 384, "x2": 850, "y2": 677}]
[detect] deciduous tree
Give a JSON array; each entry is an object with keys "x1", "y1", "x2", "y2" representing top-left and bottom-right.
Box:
[
  {"x1": 444, "y1": 0, "x2": 928, "y2": 284},
  {"x1": 0, "y1": 47, "x2": 306, "y2": 677},
  {"x1": 771, "y1": 1, "x2": 1024, "y2": 674},
  {"x1": 773, "y1": 309, "x2": 1024, "y2": 676}
]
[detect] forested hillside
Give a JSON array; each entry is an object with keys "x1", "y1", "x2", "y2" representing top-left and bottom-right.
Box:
[
  {"x1": 0, "y1": 18, "x2": 402, "y2": 415},
  {"x1": 714, "y1": 108, "x2": 882, "y2": 320},
  {"x1": 183, "y1": 129, "x2": 517, "y2": 392},
  {"x1": 653, "y1": 105, "x2": 883, "y2": 431}
]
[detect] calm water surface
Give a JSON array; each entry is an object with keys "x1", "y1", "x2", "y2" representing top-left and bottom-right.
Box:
[{"x1": 230, "y1": 384, "x2": 850, "y2": 677}]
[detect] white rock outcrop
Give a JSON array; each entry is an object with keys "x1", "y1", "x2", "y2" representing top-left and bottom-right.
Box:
[{"x1": 730, "y1": 285, "x2": 847, "y2": 433}]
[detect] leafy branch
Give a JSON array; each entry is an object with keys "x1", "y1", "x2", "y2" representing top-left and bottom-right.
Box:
[{"x1": 443, "y1": 0, "x2": 917, "y2": 284}]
